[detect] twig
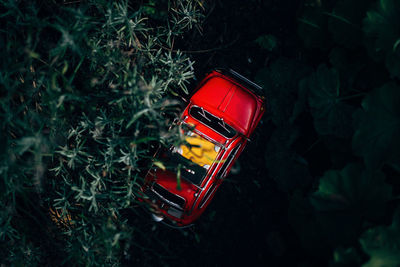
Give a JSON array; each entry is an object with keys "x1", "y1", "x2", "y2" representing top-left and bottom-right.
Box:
[{"x1": 156, "y1": 36, "x2": 239, "y2": 54}]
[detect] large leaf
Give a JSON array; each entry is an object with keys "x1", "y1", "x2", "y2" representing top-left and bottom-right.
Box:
[
  {"x1": 302, "y1": 163, "x2": 393, "y2": 248},
  {"x1": 265, "y1": 126, "x2": 311, "y2": 192},
  {"x1": 307, "y1": 65, "x2": 355, "y2": 138},
  {"x1": 297, "y1": 0, "x2": 331, "y2": 49},
  {"x1": 255, "y1": 58, "x2": 311, "y2": 126},
  {"x1": 363, "y1": 0, "x2": 400, "y2": 78},
  {"x1": 352, "y1": 82, "x2": 400, "y2": 169},
  {"x1": 327, "y1": 0, "x2": 373, "y2": 49},
  {"x1": 360, "y1": 208, "x2": 400, "y2": 267},
  {"x1": 330, "y1": 46, "x2": 390, "y2": 94},
  {"x1": 311, "y1": 163, "x2": 392, "y2": 221},
  {"x1": 329, "y1": 47, "x2": 364, "y2": 89},
  {"x1": 331, "y1": 247, "x2": 362, "y2": 266}
]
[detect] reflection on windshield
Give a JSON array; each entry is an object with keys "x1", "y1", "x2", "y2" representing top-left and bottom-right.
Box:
[
  {"x1": 189, "y1": 106, "x2": 236, "y2": 138},
  {"x1": 154, "y1": 126, "x2": 224, "y2": 185},
  {"x1": 169, "y1": 132, "x2": 221, "y2": 185},
  {"x1": 176, "y1": 131, "x2": 220, "y2": 169}
]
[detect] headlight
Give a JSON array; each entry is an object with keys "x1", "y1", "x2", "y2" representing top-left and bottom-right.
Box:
[{"x1": 151, "y1": 213, "x2": 164, "y2": 222}]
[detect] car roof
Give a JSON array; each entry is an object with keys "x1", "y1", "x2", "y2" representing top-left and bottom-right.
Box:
[{"x1": 190, "y1": 75, "x2": 258, "y2": 135}]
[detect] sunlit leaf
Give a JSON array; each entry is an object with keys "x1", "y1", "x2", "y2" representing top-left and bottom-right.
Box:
[{"x1": 153, "y1": 160, "x2": 166, "y2": 171}]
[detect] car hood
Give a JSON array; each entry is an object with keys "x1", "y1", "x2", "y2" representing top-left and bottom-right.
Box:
[
  {"x1": 151, "y1": 168, "x2": 198, "y2": 205},
  {"x1": 190, "y1": 76, "x2": 258, "y2": 135}
]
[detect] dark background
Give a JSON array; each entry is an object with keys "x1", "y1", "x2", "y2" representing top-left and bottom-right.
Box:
[{"x1": 128, "y1": 0, "x2": 400, "y2": 266}]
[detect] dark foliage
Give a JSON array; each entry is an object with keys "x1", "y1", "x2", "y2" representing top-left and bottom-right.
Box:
[{"x1": 1, "y1": 0, "x2": 400, "y2": 266}]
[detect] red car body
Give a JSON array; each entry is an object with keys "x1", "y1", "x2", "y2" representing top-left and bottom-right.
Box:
[{"x1": 141, "y1": 69, "x2": 265, "y2": 226}]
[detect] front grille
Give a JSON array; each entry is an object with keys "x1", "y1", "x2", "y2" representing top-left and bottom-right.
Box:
[{"x1": 152, "y1": 183, "x2": 185, "y2": 209}]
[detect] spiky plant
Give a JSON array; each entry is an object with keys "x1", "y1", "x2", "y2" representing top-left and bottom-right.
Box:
[{"x1": 0, "y1": 0, "x2": 204, "y2": 265}]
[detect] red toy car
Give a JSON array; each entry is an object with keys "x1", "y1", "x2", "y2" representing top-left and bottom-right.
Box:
[{"x1": 141, "y1": 69, "x2": 265, "y2": 226}]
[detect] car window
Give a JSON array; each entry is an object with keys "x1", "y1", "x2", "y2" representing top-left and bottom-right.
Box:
[
  {"x1": 157, "y1": 131, "x2": 223, "y2": 186},
  {"x1": 217, "y1": 145, "x2": 240, "y2": 179},
  {"x1": 190, "y1": 106, "x2": 236, "y2": 138},
  {"x1": 152, "y1": 183, "x2": 186, "y2": 209},
  {"x1": 166, "y1": 151, "x2": 207, "y2": 185},
  {"x1": 177, "y1": 132, "x2": 221, "y2": 169},
  {"x1": 169, "y1": 131, "x2": 222, "y2": 185}
]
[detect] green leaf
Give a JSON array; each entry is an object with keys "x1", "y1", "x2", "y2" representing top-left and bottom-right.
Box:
[
  {"x1": 332, "y1": 247, "x2": 362, "y2": 266},
  {"x1": 352, "y1": 82, "x2": 400, "y2": 169},
  {"x1": 327, "y1": 0, "x2": 371, "y2": 49},
  {"x1": 360, "y1": 208, "x2": 400, "y2": 267},
  {"x1": 126, "y1": 108, "x2": 151, "y2": 129},
  {"x1": 176, "y1": 163, "x2": 182, "y2": 191},
  {"x1": 265, "y1": 126, "x2": 311, "y2": 192},
  {"x1": 288, "y1": 191, "x2": 330, "y2": 254},
  {"x1": 297, "y1": 1, "x2": 331, "y2": 49},
  {"x1": 329, "y1": 47, "x2": 364, "y2": 89},
  {"x1": 255, "y1": 58, "x2": 311, "y2": 126},
  {"x1": 298, "y1": 163, "x2": 393, "y2": 249},
  {"x1": 255, "y1": 34, "x2": 278, "y2": 52},
  {"x1": 363, "y1": 0, "x2": 400, "y2": 78},
  {"x1": 153, "y1": 161, "x2": 166, "y2": 171},
  {"x1": 307, "y1": 65, "x2": 355, "y2": 138},
  {"x1": 15, "y1": 136, "x2": 39, "y2": 155},
  {"x1": 311, "y1": 163, "x2": 392, "y2": 222}
]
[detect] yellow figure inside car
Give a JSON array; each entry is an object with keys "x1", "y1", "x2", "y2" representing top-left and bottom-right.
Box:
[{"x1": 179, "y1": 133, "x2": 220, "y2": 169}]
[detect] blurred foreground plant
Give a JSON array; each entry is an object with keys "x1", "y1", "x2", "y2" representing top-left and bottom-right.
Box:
[{"x1": 0, "y1": 0, "x2": 203, "y2": 265}]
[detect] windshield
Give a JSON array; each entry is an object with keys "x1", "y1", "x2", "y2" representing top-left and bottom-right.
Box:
[
  {"x1": 189, "y1": 106, "x2": 236, "y2": 138},
  {"x1": 164, "y1": 131, "x2": 222, "y2": 185},
  {"x1": 166, "y1": 152, "x2": 206, "y2": 185}
]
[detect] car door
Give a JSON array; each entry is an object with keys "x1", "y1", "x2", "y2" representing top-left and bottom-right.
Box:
[
  {"x1": 216, "y1": 144, "x2": 241, "y2": 180},
  {"x1": 197, "y1": 144, "x2": 242, "y2": 210}
]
